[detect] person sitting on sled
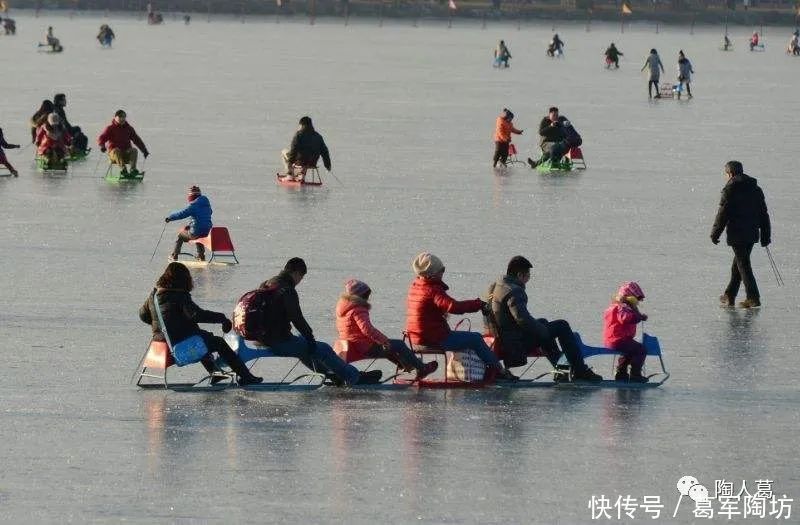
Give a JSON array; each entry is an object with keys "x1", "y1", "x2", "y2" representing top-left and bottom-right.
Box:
[
  {"x1": 484, "y1": 256, "x2": 603, "y2": 381},
  {"x1": 604, "y1": 42, "x2": 623, "y2": 68},
  {"x1": 494, "y1": 40, "x2": 512, "y2": 67},
  {"x1": 139, "y1": 262, "x2": 263, "y2": 386},
  {"x1": 334, "y1": 279, "x2": 438, "y2": 379},
  {"x1": 253, "y1": 258, "x2": 382, "y2": 386},
  {"x1": 281, "y1": 116, "x2": 331, "y2": 181},
  {"x1": 35, "y1": 113, "x2": 71, "y2": 166},
  {"x1": 603, "y1": 282, "x2": 649, "y2": 383},
  {"x1": 97, "y1": 109, "x2": 149, "y2": 176},
  {"x1": 30, "y1": 100, "x2": 54, "y2": 143},
  {"x1": 492, "y1": 108, "x2": 523, "y2": 168},
  {"x1": 44, "y1": 26, "x2": 62, "y2": 51},
  {"x1": 405, "y1": 252, "x2": 518, "y2": 381},
  {"x1": 53, "y1": 94, "x2": 89, "y2": 155},
  {"x1": 0, "y1": 127, "x2": 21, "y2": 176},
  {"x1": 749, "y1": 31, "x2": 760, "y2": 51},
  {"x1": 546, "y1": 33, "x2": 564, "y2": 57},
  {"x1": 165, "y1": 186, "x2": 212, "y2": 262},
  {"x1": 527, "y1": 106, "x2": 569, "y2": 169}
]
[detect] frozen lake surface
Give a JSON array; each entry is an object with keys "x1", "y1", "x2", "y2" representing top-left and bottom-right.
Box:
[{"x1": 0, "y1": 11, "x2": 798, "y2": 523}]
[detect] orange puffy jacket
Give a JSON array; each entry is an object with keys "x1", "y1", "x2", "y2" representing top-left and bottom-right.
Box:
[{"x1": 493, "y1": 116, "x2": 522, "y2": 143}]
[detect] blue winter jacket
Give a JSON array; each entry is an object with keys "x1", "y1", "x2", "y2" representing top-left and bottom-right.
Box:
[{"x1": 167, "y1": 195, "x2": 213, "y2": 237}]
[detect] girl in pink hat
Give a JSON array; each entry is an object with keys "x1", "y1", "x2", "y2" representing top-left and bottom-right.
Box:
[
  {"x1": 335, "y1": 279, "x2": 438, "y2": 379},
  {"x1": 603, "y1": 282, "x2": 649, "y2": 383}
]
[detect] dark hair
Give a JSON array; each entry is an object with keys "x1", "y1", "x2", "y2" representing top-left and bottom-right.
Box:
[
  {"x1": 299, "y1": 116, "x2": 313, "y2": 127},
  {"x1": 507, "y1": 256, "x2": 533, "y2": 277},
  {"x1": 548, "y1": 106, "x2": 559, "y2": 113},
  {"x1": 284, "y1": 257, "x2": 307, "y2": 275},
  {"x1": 725, "y1": 161, "x2": 743, "y2": 176},
  {"x1": 650, "y1": 48, "x2": 657, "y2": 54},
  {"x1": 115, "y1": 109, "x2": 126, "y2": 118},
  {"x1": 54, "y1": 93, "x2": 66, "y2": 104},
  {"x1": 34, "y1": 100, "x2": 54, "y2": 119},
  {"x1": 156, "y1": 262, "x2": 193, "y2": 291}
]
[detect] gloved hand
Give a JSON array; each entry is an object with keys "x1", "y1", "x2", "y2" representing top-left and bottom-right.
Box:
[
  {"x1": 711, "y1": 236, "x2": 720, "y2": 245},
  {"x1": 761, "y1": 239, "x2": 771, "y2": 247},
  {"x1": 639, "y1": 313, "x2": 649, "y2": 322},
  {"x1": 143, "y1": 150, "x2": 150, "y2": 159},
  {"x1": 221, "y1": 318, "x2": 232, "y2": 333},
  {"x1": 480, "y1": 300, "x2": 492, "y2": 316},
  {"x1": 164, "y1": 217, "x2": 171, "y2": 223},
  {"x1": 100, "y1": 146, "x2": 106, "y2": 153},
  {"x1": 518, "y1": 130, "x2": 524, "y2": 135}
]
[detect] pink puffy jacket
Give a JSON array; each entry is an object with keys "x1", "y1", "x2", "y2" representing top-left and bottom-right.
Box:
[
  {"x1": 334, "y1": 295, "x2": 390, "y2": 362},
  {"x1": 603, "y1": 302, "x2": 644, "y2": 348}
]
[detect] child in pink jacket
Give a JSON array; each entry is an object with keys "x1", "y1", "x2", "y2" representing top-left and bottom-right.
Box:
[
  {"x1": 334, "y1": 279, "x2": 437, "y2": 379},
  {"x1": 603, "y1": 282, "x2": 649, "y2": 383}
]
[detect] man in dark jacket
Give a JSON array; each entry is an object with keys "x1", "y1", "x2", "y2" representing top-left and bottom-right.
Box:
[
  {"x1": 711, "y1": 161, "x2": 771, "y2": 308},
  {"x1": 53, "y1": 93, "x2": 89, "y2": 153},
  {"x1": 281, "y1": 116, "x2": 332, "y2": 180},
  {"x1": 484, "y1": 256, "x2": 602, "y2": 381},
  {"x1": 527, "y1": 106, "x2": 569, "y2": 168},
  {"x1": 256, "y1": 257, "x2": 380, "y2": 385}
]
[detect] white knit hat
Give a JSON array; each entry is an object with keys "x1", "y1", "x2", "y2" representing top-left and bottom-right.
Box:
[{"x1": 412, "y1": 252, "x2": 444, "y2": 277}]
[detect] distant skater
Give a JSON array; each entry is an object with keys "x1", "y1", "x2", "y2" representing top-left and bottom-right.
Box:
[
  {"x1": 749, "y1": 31, "x2": 760, "y2": 51},
  {"x1": 641, "y1": 48, "x2": 665, "y2": 99},
  {"x1": 547, "y1": 34, "x2": 564, "y2": 57},
  {"x1": 676, "y1": 50, "x2": 694, "y2": 99},
  {"x1": 494, "y1": 40, "x2": 512, "y2": 68}
]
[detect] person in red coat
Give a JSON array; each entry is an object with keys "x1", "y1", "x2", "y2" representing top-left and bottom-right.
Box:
[
  {"x1": 97, "y1": 109, "x2": 149, "y2": 175},
  {"x1": 35, "y1": 113, "x2": 71, "y2": 165},
  {"x1": 334, "y1": 279, "x2": 438, "y2": 379},
  {"x1": 405, "y1": 252, "x2": 517, "y2": 380},
  {"x1": 603, "y1": 282, "x2": 648, "y2": 383}
]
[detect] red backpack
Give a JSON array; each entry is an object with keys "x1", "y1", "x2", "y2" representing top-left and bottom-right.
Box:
[{"x1": 232, "y1": 284, "x2": 279, "y2": 340}]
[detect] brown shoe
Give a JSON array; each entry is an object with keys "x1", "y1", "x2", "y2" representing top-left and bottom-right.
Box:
[
  {"x1": 738, "y1": 298, "x2": 761, "y2": 309},
  {"x1": 719, "y1": 294, "x2": 735, "y2": 307}
]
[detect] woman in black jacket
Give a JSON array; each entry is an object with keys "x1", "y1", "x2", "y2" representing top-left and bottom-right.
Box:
[{"x1": 139, "y1": 262, "x2": 262, "y2": 385}]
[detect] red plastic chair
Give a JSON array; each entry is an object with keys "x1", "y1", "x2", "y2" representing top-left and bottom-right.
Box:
[
  {"x1": 133, "y1": 341, "x2": 174, "y2": 388},
  {"x1": 188, "y1": 226, "x2": 239, "y2": 264},
  {"x1": 566, "y1": 147, "x2": 587, "y2": 169}
]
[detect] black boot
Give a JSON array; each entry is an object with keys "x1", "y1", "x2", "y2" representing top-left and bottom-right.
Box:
[{"x1": 356, "y1": 370, "x2": 383, "y2": 385}]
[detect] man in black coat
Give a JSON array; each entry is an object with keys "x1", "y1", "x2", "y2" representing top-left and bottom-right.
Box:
[
  {"x1": 527, "y1": 106, "x2": 568, "y2": 168},
  {"x1": 281, "y1": 116, "x2": 332, "y2": 180},
  {"x1": 710, "y1": 161, "x2": 771, "y2": 308}
]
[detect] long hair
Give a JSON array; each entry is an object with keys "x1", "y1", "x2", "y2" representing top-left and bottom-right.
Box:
[
  {"x1": 156, "y1": 262, "x2": 193, "y2": 291},
  {"x1": 33, "y1": 100, "x2": 54, "y2": 121}
]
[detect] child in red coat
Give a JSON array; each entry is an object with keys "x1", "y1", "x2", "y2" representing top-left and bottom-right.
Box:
[{"x1": 603, "y1": 282, "x2": 649, "y2": 383}]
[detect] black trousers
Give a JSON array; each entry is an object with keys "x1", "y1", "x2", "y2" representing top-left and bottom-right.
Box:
[
  {"x1": 725, "y1": 243, "x2": 759, "y2": 300},
  {"x1": 493, "y1": 141, "x2": 510, "y2": 166},
  {"x1": 199, "y1": 330, "x2": 252, "y2": 378},
  {"x1": 172, "y1": 228, "x2": 206, "y2": 259},
  {"x1": 527, "y1": 318, "x2": 589, "y2": 372}
]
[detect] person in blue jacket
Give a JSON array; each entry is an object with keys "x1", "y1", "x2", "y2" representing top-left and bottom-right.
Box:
[{"x1": 165, "y1": 185, "x2": 212, "y2": 261}]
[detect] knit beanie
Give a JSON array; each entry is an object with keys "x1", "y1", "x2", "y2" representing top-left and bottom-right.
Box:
[
  {"x1": 617, "y1": 281, "x2": 645, "y2": 300},
  {"x1": 187, "y1": 185, "x2": 201, "y2": 202},
  {"x1": 344, "y1": 279, "x2": 371, "y2": 298},
  {"x1": 412, "y1": 252, "x2": 444, "y2": 277}
]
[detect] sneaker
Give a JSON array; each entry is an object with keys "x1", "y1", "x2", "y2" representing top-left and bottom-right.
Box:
[
  {"x1": 238, "y1": 374, "x2": 263, "y2": 386},
  {"x1": 654, "y1": 94, "x2": 662, "y2": 99},
  {"x1": 629, "y1": 373, "x2": 649, "y2": 384},
  {"x1": 496, "y1": 368, "x2": 519, "y2": 382},
  {"x1": 614, "y1": 370, "x2": 630, "y2": 382},
  {"x1": 416, "y1": 361, "x2": 438, "y2": 379},
  {"x1": 356, "y1": 370, "x2": 383, "y2": 385},
  {"x1": 719, "y1": 294, "x2": 735, "y2": 307},
  {"x1": 527, "y1": 157, "x2": 539, "y2": 169},
  {"x1": 572, "y1": 367, "x2": 603, "y2": 382},
  {"x1": 11, "y1": 169, "x2": 18, "y2": 177},
  {"x1": 738, "y1": 298, "x2": 761, "y2": 308},
  {"x1": 325, "y1": 373, "x2": 344, "y2": 387}
]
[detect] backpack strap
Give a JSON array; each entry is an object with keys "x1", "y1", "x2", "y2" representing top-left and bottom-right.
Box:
[{"x1": 151, "y1": 290, "x2": 174, "y2": 350}]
